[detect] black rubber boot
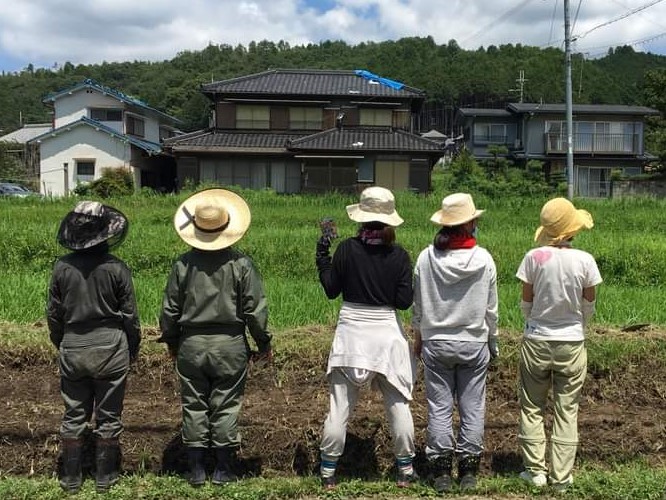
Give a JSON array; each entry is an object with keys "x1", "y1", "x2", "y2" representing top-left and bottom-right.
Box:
[
  {"x1": 458, "y1": 454, "x2": 481, "y2": 491},
  {"x1": 431, "y1": 452, "x2": 454, "y2": 493},
  {"x1": 212, "y1": 448, "x2": 239, "y2": 485},
  {"x1": 187, "y1": 447, "x2": 207, "y2": 487},
  {"x1": 95, "y1": 438, "x2": 120, "y2": 493},
  {"x1": 59, "y1": 438, "x2": 83, "y2": 494}
]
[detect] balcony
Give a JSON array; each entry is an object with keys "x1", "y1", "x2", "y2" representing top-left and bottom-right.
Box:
[{"x1": 545, "y1": 133, "x2": 639, "y2": 155}]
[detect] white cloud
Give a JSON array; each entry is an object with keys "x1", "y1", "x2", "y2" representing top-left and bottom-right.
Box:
[{"x1": 1, "y1": 0, "x2": 666, "y2": 71}]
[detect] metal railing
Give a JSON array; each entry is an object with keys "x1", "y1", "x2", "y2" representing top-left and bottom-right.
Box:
[{"x1": 545, "y1": 133, "x2": 638, "y2": 154}]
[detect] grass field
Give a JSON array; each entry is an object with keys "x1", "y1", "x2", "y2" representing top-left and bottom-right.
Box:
[{"x1": 0, "y1": 187, "x2": 665, "y2": 499}]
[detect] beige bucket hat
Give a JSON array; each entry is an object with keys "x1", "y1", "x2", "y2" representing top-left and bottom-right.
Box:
[
  {"x1": 430, "y1": 192, "x2": 484, "y2": 226},
  {"x1": 174, "y1": 188, "x2": 251, "y2": 250},
  {"x1": 346, "y1": 186, "x2": 404, "y2": 227},
  {"x1": 535, "y1": 197, "x2": 593, "y2": 246}
]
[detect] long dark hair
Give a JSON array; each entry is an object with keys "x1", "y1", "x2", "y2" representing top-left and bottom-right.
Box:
[
  {"x1": 360, "y1": 221, "x2": 396, "y2": 245},
  {"x1": 433, "y1": 225, "x2": 467, "y2": 250}
]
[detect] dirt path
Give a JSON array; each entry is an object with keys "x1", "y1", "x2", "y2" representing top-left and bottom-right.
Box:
[{"x1": 0, "y1": 338, "x2": 664, "y2": 480}]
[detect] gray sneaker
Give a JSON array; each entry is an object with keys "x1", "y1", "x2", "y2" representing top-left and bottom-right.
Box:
[{"x1": 520, "y1": 470, "x2": 547, "y2": 487}]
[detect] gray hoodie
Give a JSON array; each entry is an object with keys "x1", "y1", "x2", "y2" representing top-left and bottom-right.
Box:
[{"x1": 412, "y1": 245, "x2": 498, "y2": 342}]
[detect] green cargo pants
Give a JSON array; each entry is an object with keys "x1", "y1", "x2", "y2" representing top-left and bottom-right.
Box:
[
  {"x1": 518, "y1": 339, "x2": 587, "y2": 487},
  {"x1": 176, "y1": 333, "x2": 250, "y2": 448},
  {"x1": 59, "y1": 329, "x2": 130, "y2": 439}
]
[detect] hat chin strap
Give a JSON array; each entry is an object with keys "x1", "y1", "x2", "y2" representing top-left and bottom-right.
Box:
[{"x1": 180, "y1": 206, "x2": 230, "y2": 233}]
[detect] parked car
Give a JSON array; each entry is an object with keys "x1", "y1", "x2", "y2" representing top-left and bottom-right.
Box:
[{"x1": 0, "y1": 183, "x2": 40, "y2": 197}]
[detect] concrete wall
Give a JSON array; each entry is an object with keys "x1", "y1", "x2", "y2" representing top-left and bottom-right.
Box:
[{"x1": 611, "y1": 179, "x2": 666, "y2": 198}]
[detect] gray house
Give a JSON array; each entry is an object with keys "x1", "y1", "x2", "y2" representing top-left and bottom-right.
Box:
[
  {"x1": 456, "y1": 103, "x2": 660, "y2": 197},
  {"x1": 164, "y1": 69, "x2": 444, "y2": 194}
]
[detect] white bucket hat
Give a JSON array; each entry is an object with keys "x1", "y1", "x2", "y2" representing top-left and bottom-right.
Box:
[
  {"x1": 346, "y1": 186, "x2": 404, "y2": 227},
  {"x1": 430, "y1": 193, "x2": 484, "y2": 226},
  {"x1": 174, "y1": 188, "x2": 251, "y2": 250}
]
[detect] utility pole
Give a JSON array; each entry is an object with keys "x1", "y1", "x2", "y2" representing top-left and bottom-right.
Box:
[
  {"x1": 564, "y1": 0, "x2": 575, "y2": 199},
  {"x1": 509, "y1": 70, "x2": 527, "y2": 103}
]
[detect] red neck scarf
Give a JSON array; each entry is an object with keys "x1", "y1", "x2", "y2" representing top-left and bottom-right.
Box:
[{"x1": 434, "y1": 233, "x2": 477, "y2": 250}]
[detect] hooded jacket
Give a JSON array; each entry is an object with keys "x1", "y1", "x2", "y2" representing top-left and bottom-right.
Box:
[{"x1": 412, "y1": 245, "x2": 498, "y2": 342}]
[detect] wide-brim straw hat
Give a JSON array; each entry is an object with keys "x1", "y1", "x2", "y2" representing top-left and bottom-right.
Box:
[
  {"x1": 430, "y1": 192, "x2": 485, "y2": 226},
  {"x1": 57, "y1": 201, "x2": 128, "y2": 251},
  {"x1": 174, "y1": 188, "x2": 251, "y2": 251},
  {"x1": 346, "y1": 186, "x2": 404, "y2": 227},
  {"x1": 534, "y1": 197, "x2": 594, "y2": 246}
]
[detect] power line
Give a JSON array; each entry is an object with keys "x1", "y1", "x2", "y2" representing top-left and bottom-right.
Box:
[
  {"x1": 461, "y1": 0, "x2": 536, "y2": 46},
  {"x1": 548, "y1": 0, "x2": 559, "y2": 46},
  {"x1": 573, "y1": 0, "x2": 666, "y2": 41}
]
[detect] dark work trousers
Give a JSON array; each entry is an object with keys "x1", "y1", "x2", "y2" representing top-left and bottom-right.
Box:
[
  {"x1": 58, "y1": 329, "x2": 130, "y2": 439},
  {"x1": 176, "y1": 333, "x2": 250, "y2": 449}
]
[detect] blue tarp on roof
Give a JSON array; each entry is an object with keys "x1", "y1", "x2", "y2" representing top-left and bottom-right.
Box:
[{"x1": 354, "y1": 70, "x2": 405, "y2": 90}]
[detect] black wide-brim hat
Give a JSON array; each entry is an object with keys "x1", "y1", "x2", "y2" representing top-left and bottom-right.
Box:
[{"x1": 57, "y1": 201, "x2": 128, "y2": 251}]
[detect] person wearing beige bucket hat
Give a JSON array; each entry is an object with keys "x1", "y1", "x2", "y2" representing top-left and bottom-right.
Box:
[
  {"x1": 315, "y1": 186, "x2": 416, "y2": 490},
  {"x1": 158, "y1": 188, "x2": 272, "y2": 487},
  {"x1": 411, "y1": 192, "x2": 498, "y2": 493},
  {"x1": 515, "y1": 197, "x2": 602, "y2": 492},
  {"x1": 47, "y1": 201, "x2": 141, "y2": 494}
]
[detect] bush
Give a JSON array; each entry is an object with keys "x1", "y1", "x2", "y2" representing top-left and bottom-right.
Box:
[{"x1": 73, "y1": 167, "x2": 134, "y2": 198}]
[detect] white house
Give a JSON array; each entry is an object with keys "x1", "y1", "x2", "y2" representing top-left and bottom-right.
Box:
[{"x1": 30, "y1": 79, "x2": 181, "y2": 196}]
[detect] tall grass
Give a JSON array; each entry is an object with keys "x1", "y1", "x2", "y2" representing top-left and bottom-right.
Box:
[{"x1": 2, "y1": 188, "x2": 666, "y2": 330}]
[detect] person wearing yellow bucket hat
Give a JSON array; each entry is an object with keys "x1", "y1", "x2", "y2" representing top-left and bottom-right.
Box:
[
  {"x1": 158, "y1": 188, "x2": 272, "y2": 487},
  {"x1": 515, "y1": 197, "x2": 602, "y2": 492}
]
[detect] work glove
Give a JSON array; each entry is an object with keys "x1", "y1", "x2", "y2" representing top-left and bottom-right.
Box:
[
  {"x1": 488, "y1": 337, "x2": 499, "y2": 361},
  {"x1": 316, "y1": 236, "x2": 332, "y2": 268}
]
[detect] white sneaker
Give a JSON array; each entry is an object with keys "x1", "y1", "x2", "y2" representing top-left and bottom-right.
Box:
[{"x1": 520, "y1": 470, "x2": 547, "y2": 487}]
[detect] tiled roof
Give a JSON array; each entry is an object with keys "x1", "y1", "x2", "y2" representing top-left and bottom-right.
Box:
[
  {"x1": 201, "y1": 69, "x2": 425, "y2": 99},
  {"x1": 164, "y1": 130, "x2": 308, "y2": 152},
  {"x1": 29, "y1": 117, "x2": 162, "y2": 155},
  {"x1": 457, "y1": 108, "x2": 512, "y2": 117},
  {"x1": 43, "y1": 79, "x2": 182, "y2": 124},
  {"x1": 507, "y1": 103, "x2": 660, "y2": 115},
  {"x1": 0, "y1": 123, "x2": 52, "y2": 143},
  {"x1": 288, "y1": 127, "x2": 444, "y2": 152}
]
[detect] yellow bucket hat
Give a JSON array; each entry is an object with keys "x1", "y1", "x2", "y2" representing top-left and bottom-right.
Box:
[{"x1": 535, "y1": 197, "x2": 594, "y2": 246}]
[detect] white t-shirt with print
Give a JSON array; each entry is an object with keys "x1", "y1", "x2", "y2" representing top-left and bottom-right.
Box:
[{"x1": 516, "y1": 246, "x2": 602, "y2": 341}]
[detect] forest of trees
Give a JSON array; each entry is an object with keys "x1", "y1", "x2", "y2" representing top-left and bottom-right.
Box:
[{"x1": 1, "y1": 36, "x2": 666, "y2": 145}]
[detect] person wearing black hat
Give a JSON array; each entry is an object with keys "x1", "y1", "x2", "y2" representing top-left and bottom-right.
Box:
[
  {"x1": 47, "y1": 201, "x2": 141, "y2": 494},
  {"x1": 158, "y1": 188, "x2": 272, "y2": 487}
]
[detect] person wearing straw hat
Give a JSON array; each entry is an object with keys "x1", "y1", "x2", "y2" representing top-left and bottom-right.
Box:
[
  {"x1": 515, "y1": 197, "x2": 601, "y2": 492},
  {"x1": 158, "y1": 188, "x2": 272, "y2": 487},
  {"x1": 412, "y1": 192, "x2": 498, "y2": 493},
  {"x1": 47, "y1": 201, "x2": 141, "y2": 494},
  {"x1": 315, "y1": 186, "x2": 416, "y2": 490}
]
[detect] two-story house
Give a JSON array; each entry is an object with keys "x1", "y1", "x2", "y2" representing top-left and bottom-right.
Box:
[
  {"x1": 456, "y1": 103, "x2": 660, "y2": 197},
  {"x1": 30, "y1": 79, "x2": 181, "y2": 196},
  {"x1": 164, "y1": 69, "x2": 444, "y2": 194}
]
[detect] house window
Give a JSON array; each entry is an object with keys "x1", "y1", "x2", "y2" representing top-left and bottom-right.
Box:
[
  {"x1": 474, "y1": 123, "x2": 507, "y2": 144},
  {"x1": 360, "y1": 108, "x2": 392, "y2": 127},
  {"x1": 90, "y1": 108, "x2": 122, "y2": 121},
  {"x1": 126, "y1": 115, "x2": 145, "y2": 137},
  {"x1": 392, "y1": 110, "x2": 410, "y2": 130},
  {"x1": 289, "y1": 107, "x2": 322, "y2": 130},
  {"x1": 159, "y1": 126, "x2": 177, "y2": 140},
  {"x1": 236, "y1": 105, "x2": 270, "y2": 129},
  {"x1": 546, "y1": 120, "x2": 637, "y2": 153},
  {"x1": 76, "y1": 160, "x2": 95, "y2": 184}
]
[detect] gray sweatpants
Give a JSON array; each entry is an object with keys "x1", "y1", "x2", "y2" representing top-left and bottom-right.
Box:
[
  {"x1": 59, "y1": 329, "x2": 130, "y2": 439},
  {"x1": 320, "y1": 368, "x2": 415, "y2": 460},
  {"x1": 422, "y1": 340, "x2": 490, "y2": 459}
]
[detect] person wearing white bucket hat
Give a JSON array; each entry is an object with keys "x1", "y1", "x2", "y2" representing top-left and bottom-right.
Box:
[
  {"x1": 315, "y1": 186, "x2": 416, "y2": 490},
  {"x1": 158, "y1": 188, "x2": 272, "y2": 487},
  {"x1": 47, "y1": 201, "x2": 141, "y2": 494},
  {"x1": 515, "y1": 197, "x2": 601, "y2": 492},
  {"x1": 412, "y1": 192, "x2": 498, "y2": 493}
]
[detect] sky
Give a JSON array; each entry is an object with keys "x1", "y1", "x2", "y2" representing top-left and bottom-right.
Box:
[{"x1": 2, "y1": 0, "x2": 666, "y2": 73}]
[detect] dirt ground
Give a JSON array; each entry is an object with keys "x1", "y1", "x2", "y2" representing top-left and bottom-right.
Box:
[{"x1": 0, "y1": 328, "x2": 664, "y2": 481}]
